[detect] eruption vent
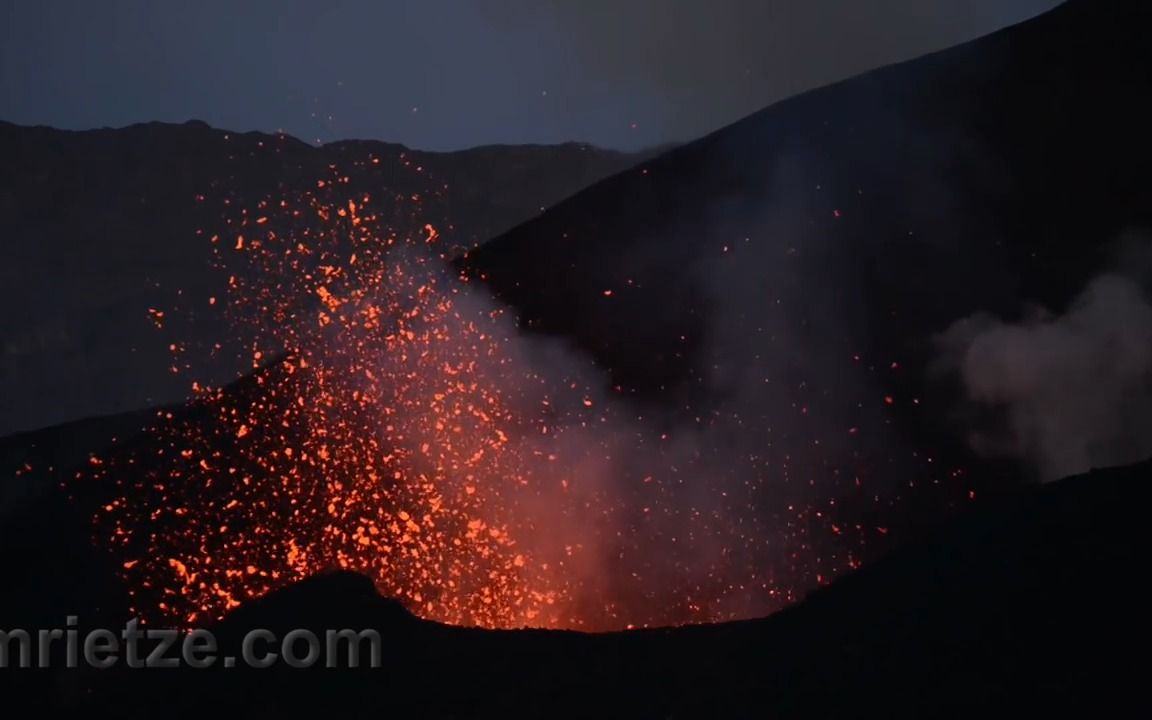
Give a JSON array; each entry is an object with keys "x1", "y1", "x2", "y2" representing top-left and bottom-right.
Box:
[{"x1": 86, "y1": 163, "x2": 883, "y2": 630}]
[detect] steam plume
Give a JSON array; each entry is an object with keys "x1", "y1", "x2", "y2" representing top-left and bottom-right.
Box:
[{"x1": 936, "y1": 264, "x2": 1152, "y2": 481}]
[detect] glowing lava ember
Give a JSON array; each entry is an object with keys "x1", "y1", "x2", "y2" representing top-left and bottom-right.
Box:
[{"x1": 84, "y1": 161, "x2": 890, "y2": 631}]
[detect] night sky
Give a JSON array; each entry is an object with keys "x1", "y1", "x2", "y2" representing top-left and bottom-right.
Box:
[{"x1": 2, "y1": 0, "x2": 1059, "y2": 150}]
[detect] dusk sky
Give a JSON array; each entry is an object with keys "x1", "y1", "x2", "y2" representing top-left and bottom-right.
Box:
[{"x1": 1, "y1": 0, "x2": 1061, "y2": 151}]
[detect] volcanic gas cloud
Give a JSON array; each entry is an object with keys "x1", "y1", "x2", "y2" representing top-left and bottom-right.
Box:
[{"x1": 86, "y1": 160, "x2": 883, "y2": 631}]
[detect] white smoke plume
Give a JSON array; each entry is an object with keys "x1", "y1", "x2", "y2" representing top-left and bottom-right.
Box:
[{"x1": 936, "y1": 264, "x2": 1152, "y2": 482}]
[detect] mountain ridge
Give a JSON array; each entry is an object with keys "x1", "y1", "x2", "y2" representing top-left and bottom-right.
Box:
[
  {"x1": 0, "y1": 119, "x2": 655, "y2": 435},
  {"x1": 458, "y1": 0, "x2": 1152, "y2": 490},
  {"x1": 0, "y1": 117, "x2": 648, "y2": 157}
]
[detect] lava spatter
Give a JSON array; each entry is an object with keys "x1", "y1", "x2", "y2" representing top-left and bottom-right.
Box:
[
  {"x1": 90, "y1": 175, "x2": 574, "y2": 628},
  {"x1": 84, "y1": 160, "x2": 890, "y2": 632}
]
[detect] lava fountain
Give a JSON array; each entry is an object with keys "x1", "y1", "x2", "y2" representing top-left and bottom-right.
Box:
[{"x1": 85, "y1": 162, "x2": 882, "y2": 632}]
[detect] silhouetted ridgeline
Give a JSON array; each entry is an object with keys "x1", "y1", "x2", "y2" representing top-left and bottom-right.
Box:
[
  {"x1": 0, "y1": 120, "x2": 650, "y2": 435},
  {"x1": 462, "y1": 0, "x2": 1152, "y2": 484}
]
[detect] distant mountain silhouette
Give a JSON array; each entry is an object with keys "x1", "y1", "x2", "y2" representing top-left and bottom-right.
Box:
[
  {"x1": 17, "y1": 457, "x2": 1143, "y2": 718},
  {"x1": 0, "y1": 120, "x2": 651, "y2": 434}
]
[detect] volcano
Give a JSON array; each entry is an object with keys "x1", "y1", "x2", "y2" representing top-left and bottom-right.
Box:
[
  {"x1": 2, "y1": 0, "x2": 1150, "y2": 715},
  {"x1": 461, "y1": 0, "x2": 1152, "y2": 483}
]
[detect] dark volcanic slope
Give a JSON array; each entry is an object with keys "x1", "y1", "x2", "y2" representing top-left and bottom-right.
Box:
[
  {"x1": 0, "y1": 121, "x2": 649, "y2": 435},
  {"x1": 33, "y1": 458, "x2": 1145, "y2": 718},
  {"x1": 462, "y1": 0, "x2": 1152, "y2": 480}
]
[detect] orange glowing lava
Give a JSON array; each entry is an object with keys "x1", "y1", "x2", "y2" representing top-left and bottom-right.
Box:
[{"x1": 84, "y1": 159, "x2": 880, "y2": 632}]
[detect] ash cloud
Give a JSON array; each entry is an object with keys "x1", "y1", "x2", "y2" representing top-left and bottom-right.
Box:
[
  {"x1": 440, "y1": 147, "x2": 913, "y2": 625},
  {"x1": 936, "y1": 254, "x2": 1152, "y2": 481}
]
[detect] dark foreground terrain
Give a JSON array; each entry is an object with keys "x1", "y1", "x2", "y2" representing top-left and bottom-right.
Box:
[{"x1": 2, "y1": 458, "x2": 1145, "y2": 717}]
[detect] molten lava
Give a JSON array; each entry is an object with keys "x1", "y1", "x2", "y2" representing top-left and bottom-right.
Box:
[{"x1": 84, "y1": 160, "x2": 892, "y2": 632}]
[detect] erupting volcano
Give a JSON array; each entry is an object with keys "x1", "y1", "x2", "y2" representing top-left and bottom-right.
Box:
[
  {"x1": 80, "y1": 161, "x2": 884, "y2": 631},
  {"x1": 4, "y1": 2, "x2": 1150, "y2": 716}
]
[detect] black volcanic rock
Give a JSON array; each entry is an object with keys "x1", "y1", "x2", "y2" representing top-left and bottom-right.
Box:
[
  {"x1": 54, "y1": 457, "x2": 1151, "y2": 718},
  {"x1": 460, "y1": 0, "x2": 1152, "y2": 487},
  {"x1": 0, "y1": 120, "x2": 651, "y2": 435}
]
